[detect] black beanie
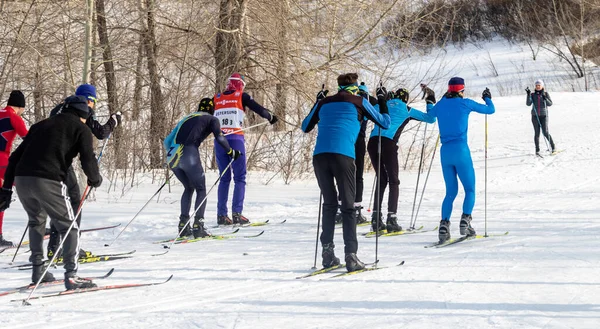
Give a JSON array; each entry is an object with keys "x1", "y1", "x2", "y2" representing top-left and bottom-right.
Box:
[
  {"x1": 63, "y1": 95, "x2": 91, "y2": 119},
  {"x1": 7, "y1": 90, "x2": 25, "y2": 108}
]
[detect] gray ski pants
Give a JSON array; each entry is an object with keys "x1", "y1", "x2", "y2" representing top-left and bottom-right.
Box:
[{"x1": 15, "y1": 176, "x2": 80, "y2": 273}]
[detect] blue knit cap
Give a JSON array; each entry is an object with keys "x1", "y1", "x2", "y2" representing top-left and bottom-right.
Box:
[{"x1": 75, "y1": 84, "x2": 97, "y2": 102}]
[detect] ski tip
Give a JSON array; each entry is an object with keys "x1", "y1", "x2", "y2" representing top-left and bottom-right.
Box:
[
  {"x1": 398, "y1": 260, "x2": 405, "y2": 266},
  {"x1": 164, "y1": 275, "x2": 174, "y2": 283},
  {"x1": 257, "y1": 230, "x2": 265, "y2": 237},
  {"x1": 280, "y1": 219, "x2": 287, "y2": 224},
  {"x1": 152, "y1": 250, "x2": 169, "y2": 257},
  {"x1": 106, "y1": 268, "x2": 115, "y2": 276}
]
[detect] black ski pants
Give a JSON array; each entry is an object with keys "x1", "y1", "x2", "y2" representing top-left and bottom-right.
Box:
[
  {"x1": 171, "y1": 145, "x2": 207, "y2": 220},
  {"x1": 367, "y1": 137, "x2": 400, "y2": 215},
  {"x1": 16, "y1": 176, "x2": 80, "y2": 273},
  {"x1": 337, "y1": 137, "x2": 366, "y2": 205},
  {"x1": 531, "y1": 115, "x2": 555, "y2": 152},
  {"x1": 313, "y1": 153, "x2": 357, "y2": 254},
  {"x1": 48, "y1": 166, "x2": 81, "y2": 257}
]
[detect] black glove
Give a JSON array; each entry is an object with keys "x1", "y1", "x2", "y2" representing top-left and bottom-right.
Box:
[
  {"x1": 269, "y1": 114, "x2": 278, "y2": 125},
  {"x1": 111, "y1": 111, "x2": 122, "y2": 128},
  {"x1": 376, "y1": 86, "x2": 387, "y2": 99},
  {"x1": 0, "y1": 188, "x2": 13, "y2": 212},
  {"x1": 425, "y1": 91, "x2": 437, "y2": 104},
  {"x1": 543, "y1": 91, "x2": 549, "y2": 99},
  {"x1": 525, "y1": 87, "x2": 531, "y2": 95},
  {"x1": 228, "y1": 148, "x2": 242, "y2": 160},
  {"x1": 482, "y1": 88, "x2": 492, "y2": 100},
  {"x1": 87, "y1": 176, "x2": 103, "y2": 188},
  {"x1": 316, "y1": 89, "x2": 329, "y2": 101}
]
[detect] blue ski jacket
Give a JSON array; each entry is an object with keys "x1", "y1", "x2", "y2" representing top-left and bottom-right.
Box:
[
  {"x1": 410, "y1": 94, "x2": 495, "y2": 144},
  {"x1": 302, "y1": 91, "x2": 390, "y2": 159},
  {"x1": 370, "y1": 99, "x2": 436, "y2": 141}
]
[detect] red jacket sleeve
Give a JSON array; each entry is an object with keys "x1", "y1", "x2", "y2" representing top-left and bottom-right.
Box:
[{"x1": 9, "y1": 110, "x2": 28, "y2": 137}]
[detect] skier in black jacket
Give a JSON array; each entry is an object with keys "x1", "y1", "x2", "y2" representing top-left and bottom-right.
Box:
[
  {"x1": 46, "y1": 84, "x2": 121, "y2": 259},
  {"x1": 526, "y1": 79, "x2": 556, "y2": 155},
  {"x1": 0, "y1": 95, "x2": 102, "y2": 290}
]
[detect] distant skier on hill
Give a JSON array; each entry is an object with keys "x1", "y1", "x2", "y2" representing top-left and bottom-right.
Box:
[
  {"x1": 302, "y1": 73, "x2": 390, "y2": 272},
  {"x1": 164, "y1": 98, "x2": 240, "y2": 239},
  {"x1": 526, "y1": 79, "x2": 556, "y2": 155},
  {"x1": 409, "y1": 77, "x2": 495, "y2": 243},
  {"x1": 367, "y1": 87, "x2": 436, "y2": 233}
]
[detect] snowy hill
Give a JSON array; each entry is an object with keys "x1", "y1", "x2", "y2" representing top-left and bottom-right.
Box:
[{"x1": 1, "y1": 41, "x2": 600, "y2": 328}]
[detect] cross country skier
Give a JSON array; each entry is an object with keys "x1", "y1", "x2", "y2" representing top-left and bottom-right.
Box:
[
  {"x1": 0, "y1": 95, "x2": 102, "y2": 289},
  {"x1": 46, "y1": 84, "x2": 121, "y2": 260},
  {"x1": 334, "y1": 82, "x2": 375, "y2": 225},
  {"x1": 526, "y1": 79, "x2": 556, "y2": 155},
  {"x1": 302, "y1": 73, "x2": 390, "y2": 272},
  {"x1": 409, "y1": 77, "x2": 495, "y2": 243},
  {"x1": 164, "y1": 98, "x2": 241, "y2": 238},
  {"x1": 0, "y1": 90, "x2": 28, "y2": 247},
  {"x1": 367, "y1": 87, "x2": 436, "y2": 233},
  {"x1": 213, "y1": 73, "x2": 278, "y2": 226}
]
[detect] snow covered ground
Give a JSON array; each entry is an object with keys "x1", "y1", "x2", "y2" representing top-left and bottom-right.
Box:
[{"x1": 1, "y1": 42, "x2": 600, "y2": 328}]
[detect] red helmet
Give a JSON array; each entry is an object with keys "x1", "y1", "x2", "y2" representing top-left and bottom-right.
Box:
[{"x1": 226, "y1": 73, "x2": 246, "y2": 91}]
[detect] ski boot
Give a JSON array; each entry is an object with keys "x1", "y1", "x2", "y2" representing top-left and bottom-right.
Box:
[
  {"x1": 217, "y1": 214, "x2": 234, "y2": 226},
  {"x1": 64, "y1": 271, "x2": 97, "y2": 290},
  {"x1": 32, "y1": 264, "x2": 56, "y2": 283},
  {"x1": 459, "y1": 213, "x2": 476, "y2": 236},
  {"x1": 178, "y1": 215, "x2": 192, "y2": 237},
  {"x1": 354, "y1": 205, "x2": 368, "y2": 225},
  {"x1": 78, "y1": 249, "x2": 94, "y2": 259},
  {"x1": 438, "y1": 220, "x2": 451, "y2": 243},
  {"x1": 192, "y1": 218, "x2": 210, "y2": 239},
  {"x1": 232, "y1": 212, "x2": 250, "y2": 225},
  {"x1": 344, "y1": 253, "x2": 365, "y2": 272},
  {"x1": 322, "y1": 242, "x2": 340, "y2": 268},
  {"x1": 386, "y1": 213, "x2": 402, "y2": 233},
  {"x1": 0, "y1": 234, "x2": 14, "y2": 247},
  {"x1": 371, "y1": 211, "x2": 385, "y2": 232}
]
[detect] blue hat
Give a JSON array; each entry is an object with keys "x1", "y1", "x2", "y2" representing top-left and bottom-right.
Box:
[{"x1": 75, "y1": 84, "x2": 97, "y2": 103}]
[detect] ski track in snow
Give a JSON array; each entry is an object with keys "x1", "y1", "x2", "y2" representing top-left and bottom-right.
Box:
[{"x1": 2, "y1": 42, "x2": 600, "y2": 328}]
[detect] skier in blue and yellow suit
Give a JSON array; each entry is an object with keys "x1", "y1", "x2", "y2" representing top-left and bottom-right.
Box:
[
  {"x1": 410, "y1": 77, "x2": 495, "y2": 243},
  {"x1": 164, "y1": 98, "x2": 241, "y2": 239}
]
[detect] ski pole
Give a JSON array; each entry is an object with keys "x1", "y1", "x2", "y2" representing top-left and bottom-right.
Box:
[
  {"x1": 104, "y1": 173, "x2": 174, "y2": 247},
  {"x1": 205, "y1": 122, "x2": 269, "y2": 143},
  {"x1": 23, "y1": 136, "x2": 111, "y2": 306},
  {"x1": 9, "y1": 224, "x2": 28, "y2": 264},
  {"x1": 311, "y1": 193, "x2": 322, "y2": 269},
  {"x1": 366, "y1": 175, "x2": 376, "y2": 212},
  {"x1": 409, "y1": 123, "x2": 428, "y2": 229},
  {"x1": 154, "y1": 158, "x2": 234, "y2": 256},
  {"x1": 484, "y1": 115, "x2": 488, "y2": 237},
  {"x1": 413, "y1": 134, "x2": 440, "y2": 228}
]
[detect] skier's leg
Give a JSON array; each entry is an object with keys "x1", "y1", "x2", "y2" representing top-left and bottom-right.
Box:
[
  {"x1": 531, "y1": 115, "x2": 541, "y2": 153},
  {"x1": 230, "y1": 138, "x2": 247, "y2": 215},
  {"x1": 354, "y1": 137, "x2": 366, "y2": 204},
  {"x1": 215, "y1": 139, "x2": 232, "y2": 217},
  {"x1": 455, "y1": 145, "x2": 476, "y2": 216},
  {"x1": 172, "y1": 167, "x2": 193, "y2": 218},
  {"x1": 440, "y1": 145, "x2": 459, "y2": 220},
  {"x1": 539, "y1": 116, "x2": 555, "y2": 151},
  {"x1": 313, "y1": 154, "x2": 337, "y2": 248},
  {"x1": 333, "y1": 155, "x2": 357, "y2": 255},
  {"x1": 384, "y1": 139, "x2": 400, "y2": 215}
]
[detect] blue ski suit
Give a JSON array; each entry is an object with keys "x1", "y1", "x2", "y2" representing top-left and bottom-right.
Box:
[{"x1": 410, "y1": 94, "x2": 495, "y2": 220}]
